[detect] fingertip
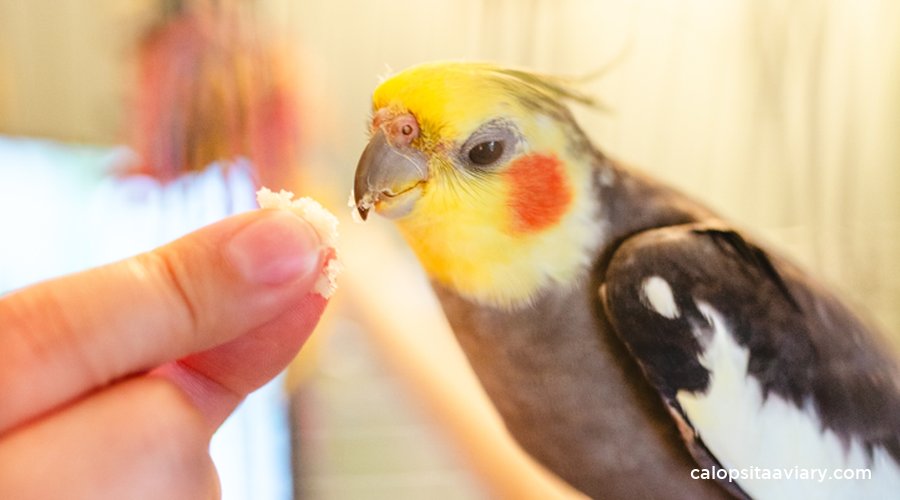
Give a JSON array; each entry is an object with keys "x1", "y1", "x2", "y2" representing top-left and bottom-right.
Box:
[{"x1": 225, "y1": 210, "x2": 325, "y2": 286}]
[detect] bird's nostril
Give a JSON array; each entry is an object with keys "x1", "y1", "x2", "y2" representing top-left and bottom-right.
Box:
[{"x1": 387, "y1": 114, "x2": 419, "y2": 147}]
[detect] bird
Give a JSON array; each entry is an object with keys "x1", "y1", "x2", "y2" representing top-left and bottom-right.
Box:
[{"x1": 351, "y1": 61, "x2": 900, "y2": 499}]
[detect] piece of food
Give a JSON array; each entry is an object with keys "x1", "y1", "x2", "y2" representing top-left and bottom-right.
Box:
[{"x1": 256, "y1": 187, "x2": 341, "y2": 298}]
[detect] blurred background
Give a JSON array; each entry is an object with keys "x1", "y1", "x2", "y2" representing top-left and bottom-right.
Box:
[{"x1": 1, "y1": 0, "x2": 898, "y2": 499}]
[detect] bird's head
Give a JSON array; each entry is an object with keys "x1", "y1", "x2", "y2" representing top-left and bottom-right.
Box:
[{"x1": 353, "y1": 61, "x2": 607, "y2": 309}]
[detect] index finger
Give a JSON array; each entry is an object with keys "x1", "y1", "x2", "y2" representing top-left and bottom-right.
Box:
[{"x1": 0, "y1": 208, "x2": 330, "y2": 433}]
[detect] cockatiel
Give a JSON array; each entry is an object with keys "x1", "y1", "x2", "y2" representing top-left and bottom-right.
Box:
[{"x1": 352, "y1": 61, "x2": 900, "y2": 499}]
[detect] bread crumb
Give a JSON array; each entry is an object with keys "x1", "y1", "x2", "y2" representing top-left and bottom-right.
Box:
[
  {"x1": 348, "y1": 190, "x2": 366, "y2": 224},
  {"x1": 257, "y1": 187, "x2": 341, "y2": 299},
  {"x1": 315, "y1": 258, "x2": 343, "y2": 298}
]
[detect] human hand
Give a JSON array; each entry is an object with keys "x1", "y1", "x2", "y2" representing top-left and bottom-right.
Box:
[{"x1": 0, "y1": 208, "x2": 334, "y2": 499}]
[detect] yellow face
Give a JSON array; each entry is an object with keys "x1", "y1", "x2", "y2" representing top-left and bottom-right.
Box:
[{"x1": 355, "y1": 62, "x2": 604, "y2": 309}]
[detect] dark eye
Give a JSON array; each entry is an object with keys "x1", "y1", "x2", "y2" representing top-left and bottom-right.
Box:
[{"x1": 468, "y1": 141, "x2": 504, "y2": 165}]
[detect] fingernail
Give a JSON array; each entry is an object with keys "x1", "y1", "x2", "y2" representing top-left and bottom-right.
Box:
[{"x1": 227, "y1": 211, "x2": 322, "y2": 285}]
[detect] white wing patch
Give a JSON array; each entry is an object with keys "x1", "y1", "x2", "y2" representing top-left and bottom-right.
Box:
[
  {"x1": 640, "y1": 276, "x2": 680, "y2": 319},
  {"x1": 677, "y1": 301, "x2": 900, "y2": 499}
]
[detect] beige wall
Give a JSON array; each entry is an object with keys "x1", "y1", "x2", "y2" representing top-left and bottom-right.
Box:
[
  {"x1": 0, "y1": 0, "x2": 143, "y2": 142},
  {"x1": 1, "y1": 0, "x2": 898, "y2": 336}
]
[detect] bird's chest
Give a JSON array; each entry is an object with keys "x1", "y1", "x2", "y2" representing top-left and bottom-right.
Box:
[
  {"x1": 431, "y1": 280, "x2": 732, "y2": 499},
  {"x1": 434, "y1": 283, "x2": 660, "y2": 476}
]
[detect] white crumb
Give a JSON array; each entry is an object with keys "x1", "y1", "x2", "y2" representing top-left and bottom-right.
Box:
[
  {"x1": 348, "y1": 189, "x2": 367, "y2": 224},
  {"x1": 315, "y1": 258, "x2": 343, "y2": 298},
  {"x1": 256, "y1": 187, "x2": 341, "y2": 299}
]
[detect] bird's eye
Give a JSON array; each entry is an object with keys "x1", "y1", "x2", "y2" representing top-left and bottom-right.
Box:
[{"x1": 468, "y1": 141, "x2": 504, "y2": 165}]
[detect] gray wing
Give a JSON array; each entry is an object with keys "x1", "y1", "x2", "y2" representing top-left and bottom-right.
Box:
[{"x1": 599, "y1": 223, "x2": 900, "y2": 496}]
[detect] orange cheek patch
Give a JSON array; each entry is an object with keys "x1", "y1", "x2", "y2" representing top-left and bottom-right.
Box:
[{"x1": 505, "y1": 153, "x2": 572, "y2": 233}]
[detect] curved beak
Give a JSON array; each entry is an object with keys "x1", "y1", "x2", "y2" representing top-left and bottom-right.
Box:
[{"x1": 353, "y1": 129, "x2": 429, "y2": 221}]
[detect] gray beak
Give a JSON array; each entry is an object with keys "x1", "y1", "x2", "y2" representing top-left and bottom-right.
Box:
[{"x1": 353, "y1": 129, "x2": 428, "y2": 220}]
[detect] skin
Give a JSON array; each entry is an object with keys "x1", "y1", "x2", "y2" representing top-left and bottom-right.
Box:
[{"x1": 0, "y1": 208, "x2": 331, "y2": 500}]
